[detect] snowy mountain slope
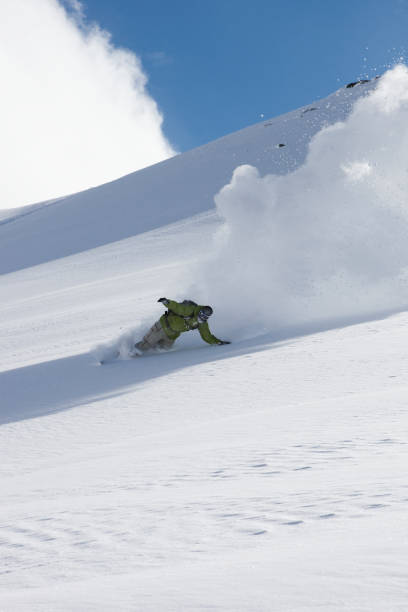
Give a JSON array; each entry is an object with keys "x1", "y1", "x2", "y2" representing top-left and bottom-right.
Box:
[
  {"x1": 2, "y1": 69, "x2": 408, "y2": 611},
  {"x1": 1, "y1": 212, "x2": 408, "y2": 610},
  {"x1": 0, "y1": 80, "x2": 375, "y2": 275}
]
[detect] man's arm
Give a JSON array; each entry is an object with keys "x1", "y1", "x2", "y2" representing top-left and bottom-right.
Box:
[
  {"x1": 158, "y1": 298, "x2": 195, "y2": 317},
  {"x1": 198, "y1": 322, "x2": 230, "y2": 345}
]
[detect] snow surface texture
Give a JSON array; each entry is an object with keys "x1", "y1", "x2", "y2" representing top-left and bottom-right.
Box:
[{"x1": 2, "y1": 68, "x2": 408, "y2": 611}]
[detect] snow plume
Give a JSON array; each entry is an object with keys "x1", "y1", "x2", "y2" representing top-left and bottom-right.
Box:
[
  {"x1": 0, "y1": 0, "x2": 174, "y2": 210},
  {"x1": 194, "y1": 65, "x2": 408, "y2": 339},
  {"x1": 92, "y1": 320, "x2": 151, "y2": 363}
]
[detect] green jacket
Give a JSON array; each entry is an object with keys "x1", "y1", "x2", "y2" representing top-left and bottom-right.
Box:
[{"x1": 160, "y1": 300, "x2": 221, "y2": 344}]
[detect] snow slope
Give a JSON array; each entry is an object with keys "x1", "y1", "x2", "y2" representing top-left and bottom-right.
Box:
[
  {"x1": 2, "y1": 70, "x2": 408, "y2": 611},
  {"x1": 0, "y1": 78, "x2": 374, "y2": 275}
]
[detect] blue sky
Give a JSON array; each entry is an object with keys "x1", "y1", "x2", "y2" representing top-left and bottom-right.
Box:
[
  {"x1": 71, "y1": 1, "x2": 408, "y2": 151},
  {"x1": 81, "y1": 0, "x2": 408, "y2": 152},
  {"x1": 6, "y1": 0, "x2": 405, "y2": 210}
]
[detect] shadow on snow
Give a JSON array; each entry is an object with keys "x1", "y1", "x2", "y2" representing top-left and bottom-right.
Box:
[
  {"x1": 0, "y1": 306, "x2": 405, "y2": 426},
  {"x1": 0, "y1": 335, "x2": 275, "y2": 426}
]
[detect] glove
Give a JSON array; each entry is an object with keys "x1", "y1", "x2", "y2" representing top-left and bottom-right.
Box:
[
  {"x1": 158, "y1": 297, "x2": 169, "y2": 305},
  {"x1": 216, "y1": 340, "x2": 231, "y2": 345}
]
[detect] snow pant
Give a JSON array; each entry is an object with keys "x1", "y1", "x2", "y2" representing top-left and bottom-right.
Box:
[{"x1": 135, "y1": 320, "x2": 175, "y2": 353}]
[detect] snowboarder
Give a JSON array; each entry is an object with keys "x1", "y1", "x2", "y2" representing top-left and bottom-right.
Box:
[{"x1": 133, "y1": 298, "x2": 230, "y2": 355}]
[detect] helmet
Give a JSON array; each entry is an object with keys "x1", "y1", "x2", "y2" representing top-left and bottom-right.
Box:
[{"x1": 198, "y1": 305, "x2": 213, "y2": 322}]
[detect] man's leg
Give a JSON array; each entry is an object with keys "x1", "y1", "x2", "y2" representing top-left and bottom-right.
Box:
[
  {"x1": 135, "y1": 321, "x2": 175, "y2": 353},
  {"x1": 157, "y1": 334, "x2": 175, "y2": 350}
]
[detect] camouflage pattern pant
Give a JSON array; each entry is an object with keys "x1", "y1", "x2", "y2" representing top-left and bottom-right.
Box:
[{"x1": 135, "y1": 320, "x2": 175, "y2": 353}]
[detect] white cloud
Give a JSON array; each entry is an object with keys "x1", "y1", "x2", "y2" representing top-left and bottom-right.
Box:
[{"x1": 0, "y1": 0, "x2": 175, "y2": 209}]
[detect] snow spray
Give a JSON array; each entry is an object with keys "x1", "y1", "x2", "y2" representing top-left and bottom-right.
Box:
[{"x1": 192, "y1": 65, "x2": 408, "y2": 339}]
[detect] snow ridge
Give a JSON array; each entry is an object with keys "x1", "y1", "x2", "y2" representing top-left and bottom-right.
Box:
[{"x1": 0, "y1": 79, "x2": 372, "y2": 275}]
